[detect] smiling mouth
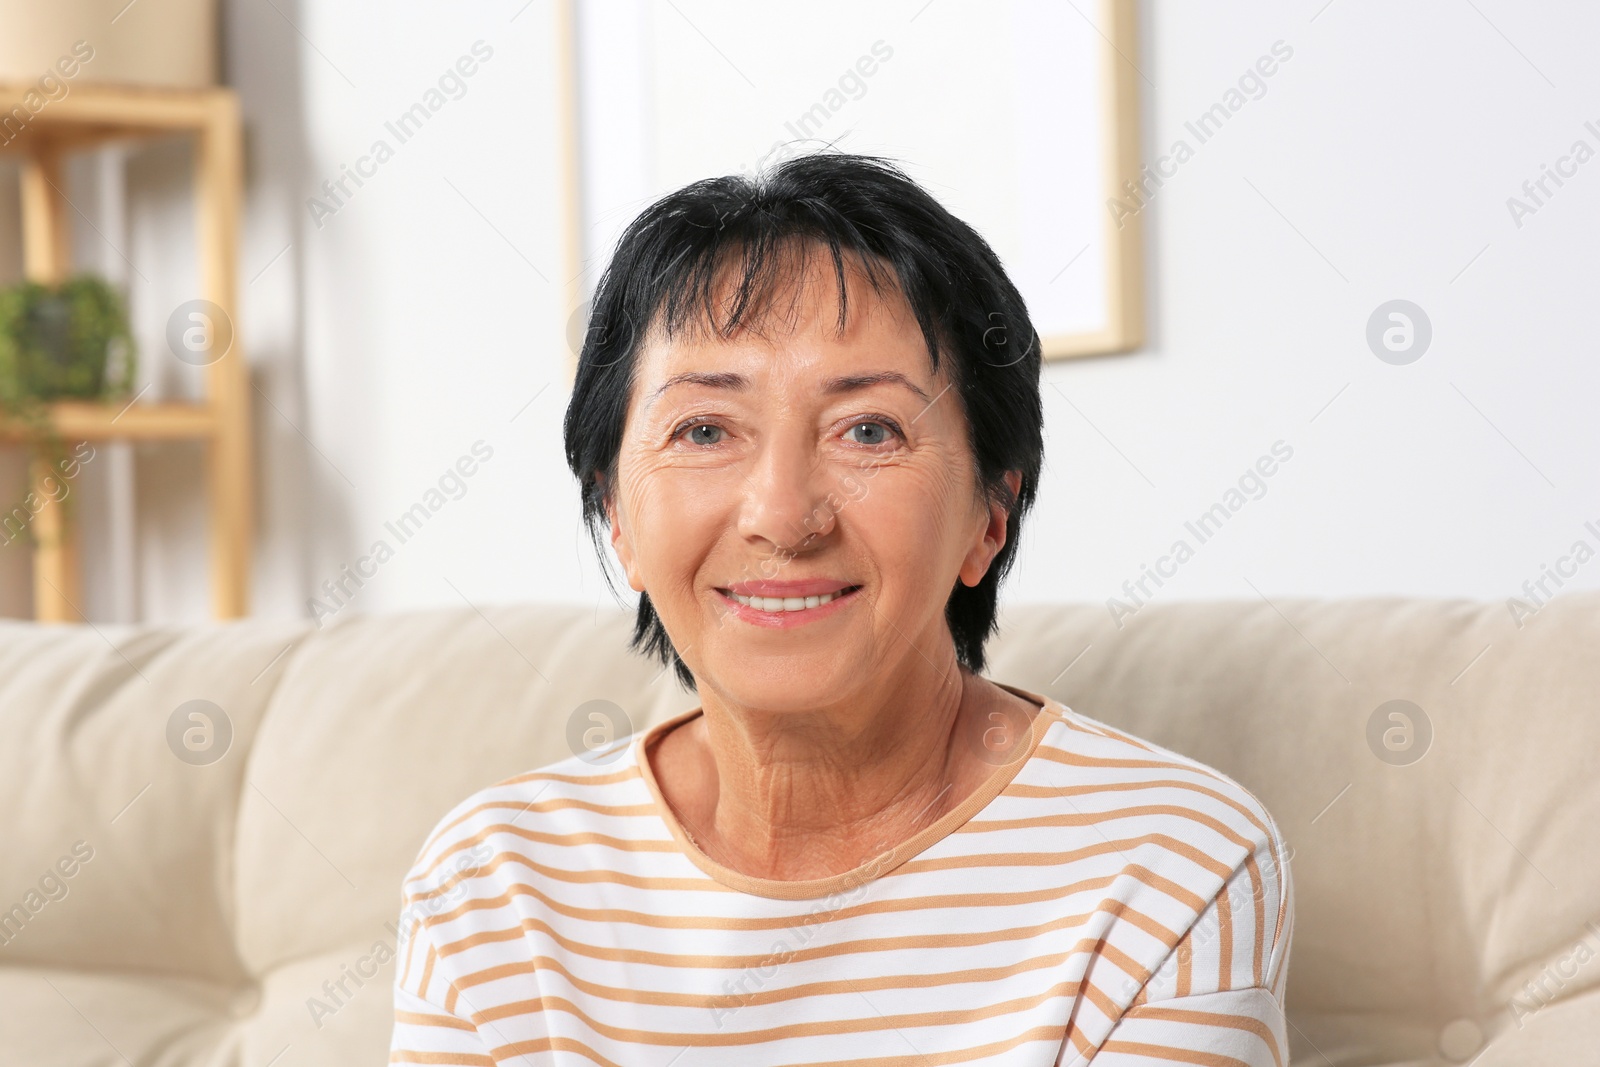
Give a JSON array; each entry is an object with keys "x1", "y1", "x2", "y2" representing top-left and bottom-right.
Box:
[{"x1": 719, "y1": 585, "x2": 862, "y2": 613}]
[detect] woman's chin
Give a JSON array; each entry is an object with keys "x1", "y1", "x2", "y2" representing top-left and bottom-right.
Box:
[{"x1": 698, "y1": 648, "x2": 867, "y2": 712}]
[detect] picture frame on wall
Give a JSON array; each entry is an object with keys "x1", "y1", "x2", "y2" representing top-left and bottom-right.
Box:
[{"x1": 559, "y1": 0, "x2": 1144, "y2": 361}]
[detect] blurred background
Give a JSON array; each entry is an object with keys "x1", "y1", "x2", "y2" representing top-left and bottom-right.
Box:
[{"x1": 0, "y1": 0, "x2": 1595, "y2": 627}]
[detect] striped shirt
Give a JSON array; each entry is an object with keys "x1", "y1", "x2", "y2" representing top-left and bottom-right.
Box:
[{"x1": 390, "y1": 687, "x2": 1293, "y2": 1065}]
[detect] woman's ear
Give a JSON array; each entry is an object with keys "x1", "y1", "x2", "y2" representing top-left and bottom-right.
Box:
[
  {"x1": 958, "y1": 470, "x2": 1022, "y2": 588},
  {"x1": 599, "y1": 472, "x2": 646, "y2": 593}
]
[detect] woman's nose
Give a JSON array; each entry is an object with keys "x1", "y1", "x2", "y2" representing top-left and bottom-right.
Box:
[{"x1": 737, "y1": 434, "x2": 837, "y2": 552}]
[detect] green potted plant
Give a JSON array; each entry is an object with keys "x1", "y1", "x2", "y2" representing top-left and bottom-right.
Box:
[{"x1": 0, "y1": 274, "x2": 137, "y2": 545}]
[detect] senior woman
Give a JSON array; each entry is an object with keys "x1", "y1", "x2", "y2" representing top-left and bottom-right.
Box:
[{"x1": 390, "y1": 154, "x2": 1293, "y2": 1066}]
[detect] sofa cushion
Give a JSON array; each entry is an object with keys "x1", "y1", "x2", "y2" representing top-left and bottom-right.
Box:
[{"x1": 0, "y1": 619, "x2": 309, "y2": 984}]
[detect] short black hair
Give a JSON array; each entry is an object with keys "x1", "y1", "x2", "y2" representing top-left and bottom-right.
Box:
[{"x1": 563, "y1": 152, "x2": 1043, "y2": 689}]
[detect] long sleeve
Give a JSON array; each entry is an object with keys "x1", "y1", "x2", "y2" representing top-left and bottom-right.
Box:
[
  {"x1": 388, "y1": 834, "x2": 504, "y2": 1065},
  {"x1": 390, "y1": 981, "x2": 496, "y2": 1066},
  {"x1": 1085, "y1": 816, "x2": 1295, "y2": 1066}
]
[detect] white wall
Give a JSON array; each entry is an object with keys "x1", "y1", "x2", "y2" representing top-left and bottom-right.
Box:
[
  {"x1": 5, "y1": 0, "x2": 1597, "y2": 627},
  {"x1": 1036, "y1": 0, "x2": 1600, "y2": 624}
]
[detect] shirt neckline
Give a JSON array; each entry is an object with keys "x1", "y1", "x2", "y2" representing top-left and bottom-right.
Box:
[{"x1": 633, "y1": 682, "x2": 1065, "y2": 900}]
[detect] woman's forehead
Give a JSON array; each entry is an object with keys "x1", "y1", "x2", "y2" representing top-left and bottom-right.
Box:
[{"x1": 633, "y1": 325, "x2": 941, "y2": 410}]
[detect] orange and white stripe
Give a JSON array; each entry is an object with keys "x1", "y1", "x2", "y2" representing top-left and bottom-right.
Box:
[{"x1": 390, "y1": 689, "x2": 1292, "y2": 1066}]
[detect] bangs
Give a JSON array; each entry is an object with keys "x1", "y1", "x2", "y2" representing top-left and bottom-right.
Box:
[
  {"x1": 614, "y1": 178, "x2": 948, "y2": 372},
  {"x1": 656, "y1": 233, "x2": 890, "y2": 348}
]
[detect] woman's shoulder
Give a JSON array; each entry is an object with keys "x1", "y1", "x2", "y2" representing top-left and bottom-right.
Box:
[
  {"x1": 1027, "y1": 700, "x2": 1295, "y2": 991},
  {"x1": 1036, "y1": 700, "x2": 1286, "y2": 831},
  {"x1": 399, "y1": 741, "x2": 654, "y2": 898},
  {"x1": 1027, "y1": 698, "x2": 1289, "y2": 876}
]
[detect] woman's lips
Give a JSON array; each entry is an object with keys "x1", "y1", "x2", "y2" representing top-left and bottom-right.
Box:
[
  {"x1": 723, "y1": 578, "x2": 856, "y2": 598},
  {"x1": 715, "y1": 584, "x2": 862, "y2": 627}
]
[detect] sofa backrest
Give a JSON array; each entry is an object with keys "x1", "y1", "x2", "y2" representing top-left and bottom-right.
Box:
[{"x1": 1, "y1": 593, "x2": 1595, "y2": 1066}]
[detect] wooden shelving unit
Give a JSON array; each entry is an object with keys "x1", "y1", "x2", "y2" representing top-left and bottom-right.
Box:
[{"x1": 0, "y1": 84, "x2": 251, "y2": 621}]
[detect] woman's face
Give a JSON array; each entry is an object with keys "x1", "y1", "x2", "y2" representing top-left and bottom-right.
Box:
[{"x1": 607, "y1": 250, "x2": 1014, "y2": 714}]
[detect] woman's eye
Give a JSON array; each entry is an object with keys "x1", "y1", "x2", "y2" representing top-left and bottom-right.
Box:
[
  {"x1": 846, "y1": 421, "x2": 895, "y2": 446},
  {"x1": 681, "y1": 422, "x2": 724, "y2": 446},
  {"x1": 676, "y1": 419, "x2": 892, "y2": 447}
]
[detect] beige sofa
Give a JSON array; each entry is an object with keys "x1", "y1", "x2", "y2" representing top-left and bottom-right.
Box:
[{"x1": 1, "y1": 594, "x2": 1595, "y2": 1066}]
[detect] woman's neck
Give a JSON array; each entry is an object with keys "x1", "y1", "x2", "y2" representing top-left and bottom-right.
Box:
[{"x1": 649, "y1": 650, "x2": 1037, "y2": 882}]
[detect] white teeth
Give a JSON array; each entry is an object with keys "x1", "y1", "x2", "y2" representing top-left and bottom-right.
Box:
[{"x1": 729, "y1": 590, "x2": 844, "y2": 611}]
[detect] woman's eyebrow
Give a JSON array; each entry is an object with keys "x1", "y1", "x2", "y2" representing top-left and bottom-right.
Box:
[
  {"x1": 645, "y1": 370, "x2": 932, "y2": 408},
  {"x1": 823, "y1": 371, "x2": 932, "y2": 403},
  {"x1": 646, "y1": 371, "x2": 747, "y2": 408}
]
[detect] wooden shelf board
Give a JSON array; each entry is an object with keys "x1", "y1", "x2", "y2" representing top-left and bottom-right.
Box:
[
  {"x1": 0, "y1": 400, "x2": 217, "y2": 442},
  {"x1": 0, "y1": 125, "x2": 187, "y2": 156},
  {"x1": 0, "y1": 82, "x2": 226, "y2": 133}
]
